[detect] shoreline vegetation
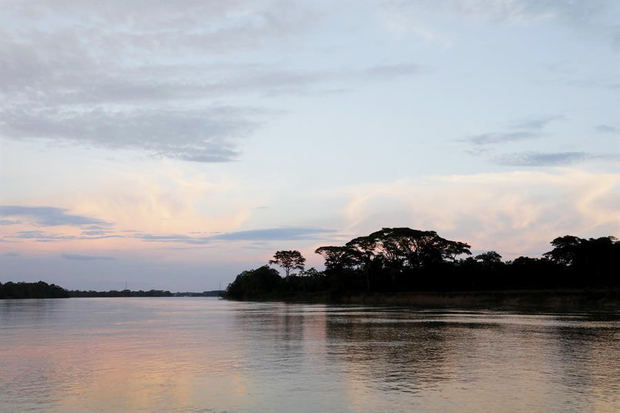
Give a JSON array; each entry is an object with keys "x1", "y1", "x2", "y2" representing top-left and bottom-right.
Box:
[
  {"x1": 68, "y1": 290, "x2": 224, "y2": 298},
  {"x1": 0, "y1": 282, "x2": 224, "y2": 299},
  {"x1": 0, "y1": 281, "x2": 69, "y2": 299},
  {"x1": 227, "y1": 289, "x2": 618, "y2": 310},
  {"x1": 2, "y1": 227, "x2": 618, "y2": 309},
  {"x1": 224, "y1": 227, "x2": 619, "y2": 309},
  {"x1": 0, "y1": 281, "x2": 616, "y2": 310}
]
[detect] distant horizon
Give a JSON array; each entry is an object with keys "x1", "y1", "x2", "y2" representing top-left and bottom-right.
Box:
[
  {"x1": 1, "y1": 0, "x2": 619, "y2": 290},
  {"x1": 2, "y1": 228, "x2": 617, "y2": 291}
]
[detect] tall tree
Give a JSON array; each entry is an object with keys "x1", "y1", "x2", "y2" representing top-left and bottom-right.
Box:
[
  {"x1": 475, "y1": 251, "x2": 502, "y2": 265},
  {"x1": 543, "y1": 235, "x2": 583, "y2": 266},
  {"x1": 315, "y1": 246, "x2": 361, "y2": 271},
  {"x1": 269, "y1": 250, "x2": 306, "y2": 277},
  {"x1": 358, "y1": 228, "x2": 471, "y2": 269}
]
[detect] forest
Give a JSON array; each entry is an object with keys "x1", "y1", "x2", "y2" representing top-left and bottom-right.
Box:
[
  {"x1": 0, "y1": 281, "x2": 69, "y2": 299},
  {"x1": 225, "y1": 228, "x2": 620, "y2": 300}
]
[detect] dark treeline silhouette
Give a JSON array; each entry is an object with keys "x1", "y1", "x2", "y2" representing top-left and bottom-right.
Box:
[
  {"x1": 173, "y1": 290, "x2": 225, "y2": 297},
  {"x1": 0, "y1": 281, "x2": 69, "y2": 299},
  {"x1": 69, "y1": 289, "x2": 173, "y2": 297},
  {"x1": 68, "y1": 289, "x2": 225, "y2": 297},
  {"x1": 0, "y1": 285, "x2": 224, "y2": 299},
  {"x1": 225, "y1": 228, "x2": 619, "y2": 300}
]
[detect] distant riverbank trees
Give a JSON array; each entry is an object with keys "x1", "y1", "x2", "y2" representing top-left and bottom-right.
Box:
[
  {"x1": 224, "y1": 228, "x2": 619, "y2": 300},
  {"x1": 0, "y1": 284, "x2": 226, "y2": 299},
  {"x1": 68, "y1": 289, "x2": 173, "y2": 297},
  {"x1": 0, "y1": 281, "x2": 69, "y2": 299}
]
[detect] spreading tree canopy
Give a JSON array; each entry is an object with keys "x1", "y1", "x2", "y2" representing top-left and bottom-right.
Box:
[
  {"x1": 316, "y1": 228, "x2": 471, "y2": 272},
  {"x1": 269, "y1": 250, "x2": 306, "y2": 277}
]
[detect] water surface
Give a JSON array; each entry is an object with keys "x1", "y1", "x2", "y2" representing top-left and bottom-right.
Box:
[{"x1": 1, "y1": 298, "x2": 618, "y2": 412}]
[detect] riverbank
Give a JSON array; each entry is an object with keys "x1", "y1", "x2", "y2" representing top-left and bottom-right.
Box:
[
  {"x1": 0, "y1": 281, "x2": 69, "y2": 299},
  {"x1": 0, "y1": 281, "x2": 225, "y2": 299},
  {"x1": 225, "y1": 289, "x2": 620, "y2": 311}
]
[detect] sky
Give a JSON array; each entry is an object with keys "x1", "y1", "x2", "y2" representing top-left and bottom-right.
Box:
[{"x1": 1, "y1": 0, "x2": 619, "y2": 291}]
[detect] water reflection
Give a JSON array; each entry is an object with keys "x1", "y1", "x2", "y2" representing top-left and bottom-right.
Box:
[{"x1": 0, "y1": 298, "x2": 618, "y2": 412}]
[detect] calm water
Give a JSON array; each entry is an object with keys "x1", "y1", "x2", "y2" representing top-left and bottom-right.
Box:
[{"x1": 0, "y1": 298, "x2": 618, "y2": 412}]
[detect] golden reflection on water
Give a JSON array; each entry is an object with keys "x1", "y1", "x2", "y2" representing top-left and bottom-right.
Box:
[{"x1": 0, "y1": 299, "x2": 618, "y2": 412}]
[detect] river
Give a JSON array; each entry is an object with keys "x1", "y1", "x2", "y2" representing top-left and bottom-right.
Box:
[{"x1": 0, "y1": 298, "x2": 618, "y2": 412}]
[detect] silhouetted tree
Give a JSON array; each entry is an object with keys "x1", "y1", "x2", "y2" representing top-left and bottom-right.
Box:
[
  {"x1": 224, "y1": 229, "x2": 618, "y2": 300},
  {"x1": 344, "y1": 236, "x2": 380, "y2": 291},
  {"x1": 226, "y1": 266, "x2": 282, "y2": 299},
  {"x1": 543, "y1": 235, "x2": 583, "y2": 266},
  {"x1": 0, "y1": 281, "x2": 69, "y2": 299},
  {"x1": 315, "y1": 246, "x2": 361, "y2": 272},
  {"x1": 475, "y1": 251, "x2": 502, "y2": 265},
  {"x1": 345, "y1": 236, "x2": 378, "y2": 268},
  {"x1": 544, "y1": 235, "x2": 619, "y2": 287},
  {"x1": 344, "y1": 228, "x2": 471, "y2": 269},
  {"x1": 301, "y1": 267, "x2": 322, "y2": 277},
  {"x1": 269, "y1": 250, "x2": 306, "y2": 277}
]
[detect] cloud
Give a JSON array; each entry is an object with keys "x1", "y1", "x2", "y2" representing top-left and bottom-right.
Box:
[
  {"x1": 81, "y1": 230, "x2": 113, "y2": 236},
  {"x1": 62, "y1": 254, "x2": 115, "y2": 261},
  {"x1": 495, "y1": 152, "x2": 620, "y2": 166},
  {"x1": 0, "y1": 1, "x2": 431, "y2": 163},
  {"x1": 0, "y1": 1, "x2": 317, "y2": 62},
  {"x1": 462, "y1": 115, "x2": 562, "y2": 147},
  {"x1": 496, "y1": 152, "x2": 588, "y2": 166},
  {"x1": 13, "y1": 231, "x2": 77, "y2": 242},
  {"x1": 84, "y1": 225, "x2": 109, "y2": 230},
  {"x1": 2, "y1": 226, "x2": 335, "y2": 245},
  {"x1": 379, "y1": 1, "x2": 620, "y2": 53},
  {"x1": 137, "y1": 227, "x2": 336, "y2": 244},
  {"x1": 340, "y1": 169, "x2": 620, "y2": 257},
  {"x1": 210, "y1": 227, "x2": 335, "y2": 241},
  {"x1": 467, "y1": 131, "x2": 537, "y2": 146},
  {"x1": 0, "y1": 1, "x2": 317, "y2": 162},
  {"x1": 0, "y1": 206, "x2": 110, "y2": 227},
  {"x1": 381, "y1": 0, "x2": 612, "y2": 25},
  {"x1": 138, "y1": 234, "x2": 211, "y2": 245},
  {"x1": 2, "y1": 228, "x2": 125, "y2": 243},
  {"x1": 3, "y1": 252, "x2": 20, "y2": 257},
  {"x1": 2, "y1": 107, "x2": 251, "y2": 163},
  {"x1": 364, "y1": 63, "x2": 426, "y2": 79},
  {"x1": 462, "y1": 116, "x2": 618, "y2": 167},
  {"x1": 510, "y1": 115, "x2": 564, "y2": 130},
  {"x1": 596, "y1": 124, "x2": 618, "y2": 133},
  {"x1": 0, "y1": 219, "x2": 19, "y2": 225}
]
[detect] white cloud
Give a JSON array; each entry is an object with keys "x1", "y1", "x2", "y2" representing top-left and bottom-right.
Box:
[
  {"x1": 0, "y1": 0, "x2": 320, "y2": 162},
  {"x1": 0, "y1": 1, "x2": 431, "y2": 163},
  {"x1": 339, "y1": 169, "x2": 620, "y2": 256},
  {"x1": 380, "y1": 0, "x2": 611, "y2": 25},
  {"x1": 377, "y1": 0, "x2": 618, "y2": 48}
]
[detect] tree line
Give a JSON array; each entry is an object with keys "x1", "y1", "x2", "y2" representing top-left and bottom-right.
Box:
[
  {"x1": 225, "y1": 228, "x2": 619, "y2": 300},
  {"x1": 68, "y1": 289, "x2": 173, "y2": 297},
  {"x1": 0, "y1": 283, "x2": 224, "y2": 299},
  {"x1": 0, "y1": 281, "x2": 69, "y2": 299}
]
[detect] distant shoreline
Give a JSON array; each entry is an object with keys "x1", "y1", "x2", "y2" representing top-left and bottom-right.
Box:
[
  {"x1": 223, "y1": 289, "x2": 620, "y2": 311},
  {"x1": 2, "y1": 281, "x2": 617, "y2": 312},
  {"x1": 68, "y1": 290, "x2": 224, "y2": 298},
  {"x1": 0, "y1": 281, "x2": 224, "y2": 299}
]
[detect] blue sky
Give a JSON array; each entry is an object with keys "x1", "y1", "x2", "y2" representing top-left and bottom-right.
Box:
[{"x1": 1, "y1": 0, "x2": 619, "y2": 290}]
